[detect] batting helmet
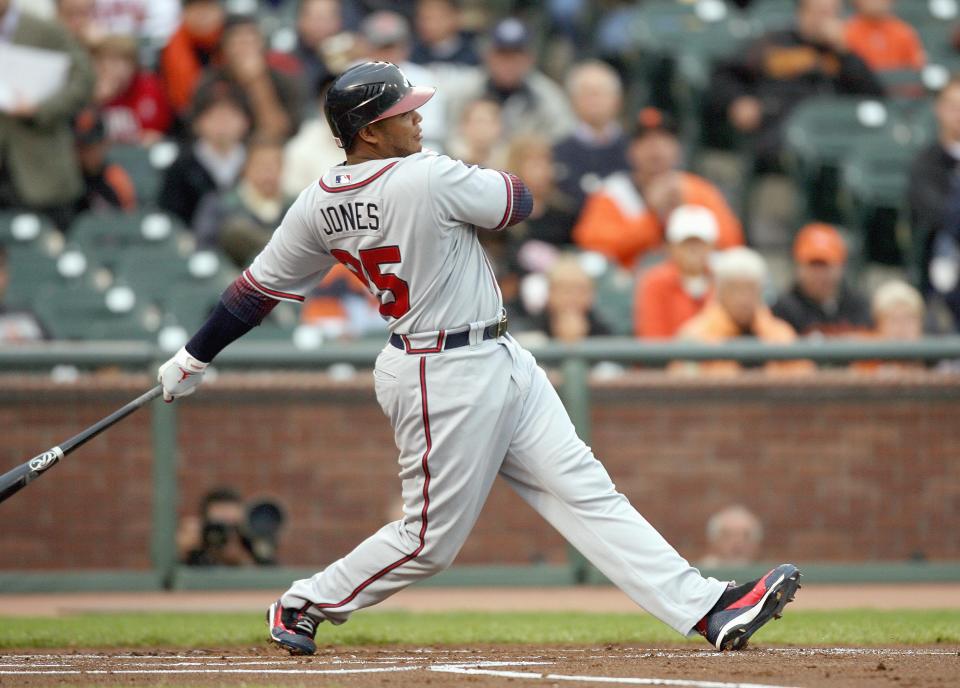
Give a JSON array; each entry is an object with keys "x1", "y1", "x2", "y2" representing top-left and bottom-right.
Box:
[{"x1": 324, "y1": 61, "x2": 436, "y2": 149}]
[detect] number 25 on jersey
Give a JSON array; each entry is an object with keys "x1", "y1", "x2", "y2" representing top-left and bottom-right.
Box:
[{"x1": 331, "y1": 247, "x2": 411, "y2": 318}]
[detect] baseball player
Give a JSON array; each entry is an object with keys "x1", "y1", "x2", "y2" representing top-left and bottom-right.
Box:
[{"x1": 158, "y1": 62, "x2": 801, "y2": 655}]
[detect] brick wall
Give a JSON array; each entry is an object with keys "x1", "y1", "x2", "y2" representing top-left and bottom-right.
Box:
[{"x1": 1, "y1": 371, "x2": 958, "y2": 570}]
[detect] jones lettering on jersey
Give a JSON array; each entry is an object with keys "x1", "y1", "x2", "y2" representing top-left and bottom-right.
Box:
[{"x1": 319, "y1": 198, "x2": 381, "y2": 237}]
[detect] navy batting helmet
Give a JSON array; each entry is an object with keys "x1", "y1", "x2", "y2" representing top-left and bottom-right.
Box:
[{"x1": 324, "y1": 61, "x2": 436, "y2": 149}]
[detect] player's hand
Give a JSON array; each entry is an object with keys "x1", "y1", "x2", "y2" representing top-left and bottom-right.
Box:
[{"x1": 158, "y1": 347, "x2": 208, "y2": 403}]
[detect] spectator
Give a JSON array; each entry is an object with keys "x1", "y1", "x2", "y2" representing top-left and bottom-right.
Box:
[
  {"x1": 442, "y1": 17, "x2": 574, "y2": 143},
  {"x1": 707, "y1": 0, "x2": 884, "y2": 173},
  {"x1": 701, "y1": 505, "x2": 764, "y2": 568},
  {"x1": 281, "y1": 73, "x2": 342, "y2": 197},
  {"x1": 844, "y1": 0, "x2": 925, "y2": 72},
  {"x1": 410, "y1": 0, "x2": 478, "y2": 66},
  {"x1": 56, "y1": 0, "x2": 100, "y2": 47},
  {"x1": 195, "y1": 136, "x2": 292, "y2": 267},
  {"x1": 0, "y1": 0, "x2": 94, "y2": 230},
  {"x1": 73, "y1": 107, "x2": 137, "y2": 212},
  {"x1": 178, "y1": 487, "x2": 285, "y2": 566},
  {"x1": 505, "y1": 135, "x2": 577, "y2": 255},
  {"x1": 553, "y1": 60, "x2": 628, "y2": 213},
  {"x1": 354, "y1": 10, "x2": 447, "y2": 151},
  {"x1": 444, "y1": 96, "x2": 507, "y2": 169},
  {"x1": 193, "y1": 14, "x2": 301, "y2": 141},
  {"x1": 635, "y1": 205, "x2": 718, "y2": 340},
  {"x1": 573, "y1": 108, "x2": 743, "y2": 270},
  {"x1": 675, "y1": 247, "x2": 814, "y2": 376},
  {"x1": 854, "y1": 280, "x2": 926, "y2": 373},
  {"x1": 772, "y1": 223, "x2": 872, "y2": 337},
  {"x1": 291, "y1": 0, "x2": 341, "y2": 94},
  {"x1": 872, "y1": 280, "x2": 925, "y2": 341},
  {"x1": 528, "y1": 253, "x2": 610, "y2": 342},
  {"x1": 908, "y1": 76, "x2": 960, "y2": 327},
  {"x1": 159, "y1": 0, "x2": 224, "y2": 117},
  {"x1": 92, "y1": 0, "x2": 181, "y2": 46},
  {"x1": 157, "y1": 85, "x2": 250, "y2": 227},
  {"x1": 0, "y1": 245, "x2": 48, "y2": 343},
  {"x1": 91, "y1": 34, "x2": 173, "y2": 144}
]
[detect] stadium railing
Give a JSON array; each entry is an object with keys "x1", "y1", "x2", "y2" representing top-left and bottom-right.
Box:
[{"x1": 1, "y1": 336, "x2": 960, "y2": 593}]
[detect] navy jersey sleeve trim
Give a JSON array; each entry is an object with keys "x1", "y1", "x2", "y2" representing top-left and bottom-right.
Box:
[
  {"x1": 184, "y1": 275, "x2": 280, "y2": 363},
  {"x1": 495, "y1": 171, "x2": 533, "y2": 229}
]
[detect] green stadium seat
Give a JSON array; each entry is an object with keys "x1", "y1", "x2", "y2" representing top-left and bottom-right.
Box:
[
  {"x1": 69, "y1": 210, "x2": 187, "y2": 269},
  {"x1": 585, "y1": 256, "x2": 635, "y2": 337},
  {"x1": 747, "y1": 0, "x2": 796, "y2": 34},
  {"x1": 783, "y1": 96, "x2": 899, "y2": 223},
  {"x1": 629, "y1": 1, "x2": 752, "y2": 151},
  {"x1": 32, "y1": 282, "x2": 157, "y2": 341},
  {"x1": 894, "y1": 0, "x2": 959, "y2": 30},
  {"x1": 0, "y1": 211, "x2": 55, "y2": 246},
  {"x1": 163, "y1": 281, "x2": 222, "y2": 331},
  {"x1": 163, "y1": 280, "x2": 297, "y2": 340},
  {"x1": 877, "y1": 69, "x2": 929, "y2": 101},
  {"x1": 909, "y1": 104, "x2": 938, "y2": 147},
  {"x1": 113, "y1": 247, "x2": 236, "y2": 306},
  {"x1": 5, "y1": 245, "x2": 61, "y2": 310},
  {"x1": 840, "y1": 131, "x2": 921, "y2": 268},
  {"x1": 106, "y1": 143, "x2": 161, "y2": 206}
]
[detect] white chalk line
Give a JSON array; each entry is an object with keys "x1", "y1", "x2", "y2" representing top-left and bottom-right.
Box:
[
  {"x1": 429, "y1": 665, "x2": 799, "y2": 688},
  {"x1": 0, "y1": 667, "x2": 422, "y2": 676},
  {"x1": 0, "y1": 660, "x2": 553, "y2": 677}
]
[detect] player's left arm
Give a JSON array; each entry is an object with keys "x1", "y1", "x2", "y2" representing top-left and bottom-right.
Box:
[
  {"x1": 158, "y1": 192, "x2": 334, "y2": 401},
  {"x1": 427, "y1": 155, "x2": 533, "y2": 231}
]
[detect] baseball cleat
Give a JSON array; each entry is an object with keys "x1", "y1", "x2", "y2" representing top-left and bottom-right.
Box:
[
  {"x1": 696, "y1": 563, "x2": 801, "y2": 651},
  {"x1": 267, "y1": 599, "x2": 319, "y2": 655}
]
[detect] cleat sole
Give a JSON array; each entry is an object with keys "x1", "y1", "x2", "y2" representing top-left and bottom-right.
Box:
[{"x1": 717, "y1": 566, "x2": 802, "y2": 652}]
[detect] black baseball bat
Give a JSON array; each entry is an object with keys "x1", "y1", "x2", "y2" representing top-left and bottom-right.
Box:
[{"x1": 0, "y1": 385, "x2": 163, "y2": 505}]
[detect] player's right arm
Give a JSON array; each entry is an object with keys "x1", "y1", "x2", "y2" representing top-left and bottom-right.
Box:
[
  {"x1": 159, "y1": 191, "x2": 334, "y2": 402},
  {"x1": 427, "y1": 155, "x2": 533, "y2": 230}
]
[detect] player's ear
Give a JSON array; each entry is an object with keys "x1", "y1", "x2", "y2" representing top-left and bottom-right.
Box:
[{"x1": 356, "y1": 123, "x2": 379, "y2": 148}]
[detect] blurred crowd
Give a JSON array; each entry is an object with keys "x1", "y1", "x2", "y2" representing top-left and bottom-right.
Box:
[{"x1": 1, "y1": 0, "x2": 959, "y2": 373}]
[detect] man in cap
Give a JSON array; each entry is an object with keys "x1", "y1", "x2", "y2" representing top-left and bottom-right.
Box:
[
  {"x1": 635, "y1": 205, "x2": 718, "y2": 339},
  {"x1": 772, "y1": 223, "x2": 872, "y2": 337},
  {"x1": 440, "y1": 17, "x2": 574, "y2": 142},
  {"x1": 573, "y1": 108, "x2": 743, "y2": 270}
]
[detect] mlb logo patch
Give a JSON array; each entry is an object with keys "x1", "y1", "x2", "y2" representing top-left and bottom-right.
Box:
[{"x1": 334, "y1": 174, "x2": 352, "y2": 184}]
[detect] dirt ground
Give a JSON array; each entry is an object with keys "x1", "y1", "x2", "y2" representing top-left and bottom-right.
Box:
[{"x1": 1, "y1": 645, "x2": 957, "y2": 687}]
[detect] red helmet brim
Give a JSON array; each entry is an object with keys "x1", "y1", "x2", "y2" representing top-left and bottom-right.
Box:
[{"x1": 369, "y1": 86, "x2": 436, "y2": 125}]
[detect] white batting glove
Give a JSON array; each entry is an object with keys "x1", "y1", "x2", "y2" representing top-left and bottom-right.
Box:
[{"x1": 158, "y1": 346, "x2": 208, "y2": 403}]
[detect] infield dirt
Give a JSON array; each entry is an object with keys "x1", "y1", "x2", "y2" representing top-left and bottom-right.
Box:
[{"x1": 1, "y1": 645, "x2": 957, "y2": 687}]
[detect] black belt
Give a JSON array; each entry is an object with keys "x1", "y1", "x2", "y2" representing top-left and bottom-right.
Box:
[{"x1": 390, "y1": 317, "x2": 508, "y2": 352}]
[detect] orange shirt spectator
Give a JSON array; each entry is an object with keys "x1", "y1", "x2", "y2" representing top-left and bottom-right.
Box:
[
  {"x1": 844, "y1": 2, "x2": 925, "y2": 72},
  {"x1": 674, "y1": 248, "x2": 814, "y2": 376},
  {"x1": 573, "y1": 108, "x2": 742, "y2": 270},
  {"x1": 160, "y1": 0, "x2": 224, "y2": 114},
  {"x1": 635, "y1": 205, "x2": 717, "y2": 339}
]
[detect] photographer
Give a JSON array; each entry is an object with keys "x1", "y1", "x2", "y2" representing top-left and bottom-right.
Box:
[{"x1": 177, "y1": 487, "x2": 285, "y2": 566}]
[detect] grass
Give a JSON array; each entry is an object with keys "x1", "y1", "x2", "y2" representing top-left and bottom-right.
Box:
[{"x1": 1, "y1": 610, "x2": 958, "y2": 649}]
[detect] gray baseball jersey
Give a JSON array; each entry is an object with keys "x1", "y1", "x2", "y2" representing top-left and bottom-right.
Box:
[
  {"x1": 242, "y1": 151, "x2": 524, "y2": 335},
  {"x1": 252, "y1": 152, "x2": 725, "y2": 636}
]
